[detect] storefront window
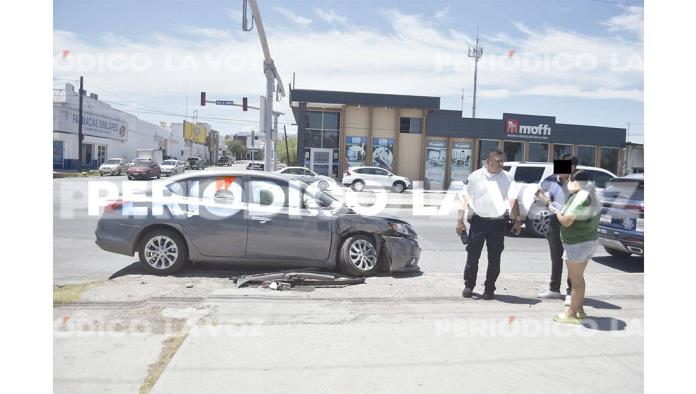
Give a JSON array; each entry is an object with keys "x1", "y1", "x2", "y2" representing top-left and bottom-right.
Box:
[
  {"x1": 305, "y1": 130, "x2": 322, "y2": 148},
  {"x1": 372, "y1": 138, "x2": 395, "y2": 171},
  {"x1": 97, "y1": 145, "x2": 107, "y2": 165},
  {"x1": 305, "y1": 110, "x2": 340, "y2": 149},
  {"x1": 478, "y1": 140, "x2": 500, "y2": 168},
  {"x1": 53, "y1": 141, "x2": 64, "y2": 167},
  {"x1": 503, "y1": 141, "x2": 523, "y2": 162},
  {"x1": 528, "y1": 143, "x2": 549, "y2": 162},
  {"x1": 600, "y1": 147, "x2": 619, "y2": 174},
  {"x1": 399, "y1": 117, "x2": 422, "y2": 134},
  {"x1": 553, "y1": 144, "x2": 572, "y2": 159},
  {"x1": 576, "y1": 146, "x2": 596, "y2": 166},
  {"x1": 450, "y1": 141, "x2": 473, "y2": 185},
  {"x1": 425, "y1": 139, "x2": 447, "y2": 190}
]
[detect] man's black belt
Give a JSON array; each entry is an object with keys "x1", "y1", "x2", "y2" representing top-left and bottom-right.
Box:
[{"x1": 473, "y1": 215, "x2": 506, "y2": 221}]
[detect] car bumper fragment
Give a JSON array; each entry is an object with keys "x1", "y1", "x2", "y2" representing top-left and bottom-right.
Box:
[{"x1": 382, "y1": 236, "x2": 421, "y2": 272}]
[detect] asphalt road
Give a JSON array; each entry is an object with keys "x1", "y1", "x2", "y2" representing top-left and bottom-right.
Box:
[{"x1": 53, "y1": 169, "x2": 643, "y2": 284}]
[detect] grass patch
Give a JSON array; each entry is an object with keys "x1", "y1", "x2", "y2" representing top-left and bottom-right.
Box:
[
  {"x1": 53, "y1": 282, "x2": 100, "y2": 305},
  {"x1": 140, "y1": 332, "x2": 189, "y2": 394},
  {"x1": 56, "y1": 170, "x2": 101, "y2": 178}
]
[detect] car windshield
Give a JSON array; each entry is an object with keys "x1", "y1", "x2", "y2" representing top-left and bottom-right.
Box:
[
  {"x1": 133, "y1": 159, "x2": 150, "y2": 164},
  {"x1": 162, "y1": 160, "x2": 177, "y2": 165},
  {"x1": 188, "y1": 158, "x2": 198, "y2": 163},
  {"x1": 104, "y1": 159, "x2": 120, "y2": 164}
]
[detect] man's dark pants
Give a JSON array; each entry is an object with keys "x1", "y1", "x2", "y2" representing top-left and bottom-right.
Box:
[
  {"x1": 463, "y1": 215, "x2": 506, "y2": 293},
  {"x1": 546, "y1": 215, "x2": 571, "y2": 294}
]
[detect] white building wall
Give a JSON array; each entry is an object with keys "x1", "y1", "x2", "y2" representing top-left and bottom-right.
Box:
[{"x1": 53, "y1": 83, "x2": 189, "y2": 169}]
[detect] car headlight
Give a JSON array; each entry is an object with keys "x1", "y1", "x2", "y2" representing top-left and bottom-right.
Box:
[{"x1": 389, "y1": 222, "x2": 417, "y2": 239}]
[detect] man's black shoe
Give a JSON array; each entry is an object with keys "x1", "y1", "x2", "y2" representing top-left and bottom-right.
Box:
[
  {"x1": 462, "y1": 288, "x2": 474, "y2": 298},
  {"x1": 482, "y1": 291, "x2": 495, "y2": 300}
]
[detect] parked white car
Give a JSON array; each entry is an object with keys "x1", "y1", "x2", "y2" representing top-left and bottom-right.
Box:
[
  {"x1": 276, "y1": 167, "x2": 334, "y2": 190},
  {"x1": 99, "y1": 158, "x2": 129, "y2": 176},
  {"x1": 342, "y1": 166, "x2": 412, "y2": 193},
  {"x1": 160, "y1": 159, "x2": 186, "y2": 177},
  {"x1": 503, "y1": 161, "x2": 617, "y2": 237}
]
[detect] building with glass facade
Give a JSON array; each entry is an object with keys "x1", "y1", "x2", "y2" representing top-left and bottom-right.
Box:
[{"x1": 290, "y1": 88, "x2": 627, "y2": 189}]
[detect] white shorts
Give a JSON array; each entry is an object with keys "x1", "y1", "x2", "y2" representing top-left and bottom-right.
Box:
[{"x1": 562, "y1": 240, "x2": 598, "y2": 263}]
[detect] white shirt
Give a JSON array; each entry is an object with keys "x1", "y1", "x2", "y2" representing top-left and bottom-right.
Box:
[{"x1": 464, "y1": 167, "x2": 518, "y2": 218}]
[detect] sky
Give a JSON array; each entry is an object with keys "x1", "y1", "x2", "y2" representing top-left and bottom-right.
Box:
[{"x1": 53, "y1": 0, "x2": 644, "y2": 143}]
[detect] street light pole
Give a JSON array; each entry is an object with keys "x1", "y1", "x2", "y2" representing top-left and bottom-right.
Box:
[{"x1": 243, "y1": 0, "x2": 286, "y2": 172}]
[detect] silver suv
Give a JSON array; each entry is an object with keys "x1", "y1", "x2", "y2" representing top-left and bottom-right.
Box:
[{"x1": 503, "y1": 161, "x2": 616, "y2": 237}]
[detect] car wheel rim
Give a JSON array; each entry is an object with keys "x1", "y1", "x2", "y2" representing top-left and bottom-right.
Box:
[
  {"x1": 354, "y1": 182, "x2": 363, "y2": 191},
  {"x1": 394, "y1": 184, "x2": 403, "y2": 193},
  {"x1": 319, "y1": 181, "x2": 328, "y2": 190},
  {"x1": 348, "y1": 239, "x2": 377, "y2": 271},
  {"x1": 144, "y1": 236, "x2": 178, "y2": 270},
  {"x1": 533, "y1": 210, "x2": 550, "y2": 235}
]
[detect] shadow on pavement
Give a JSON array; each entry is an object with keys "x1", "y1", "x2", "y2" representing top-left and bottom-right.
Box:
[
  {"x1": 481, "y1": 294, "x2": 542, "y2": 305},
  {"x1": 581, "y1": 317, "x2": 627, "y2": 331},
  {"x1": 109, "y1": 261, "x2": 420, "y2": 281},
  {"x1": 592, "y1": 255, "x2": 644, "y2": 273},
  {"x1": 584, "y1": 297, "x2": 622, "y2": 310}
]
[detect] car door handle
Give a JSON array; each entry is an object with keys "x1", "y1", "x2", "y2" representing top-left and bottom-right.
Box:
[{"x1": 251, "y1": 216, "x2": 272, "y2": 224}]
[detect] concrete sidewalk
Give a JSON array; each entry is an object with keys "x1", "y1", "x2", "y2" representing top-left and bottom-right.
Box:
[{"x1": 152, "y1": 272, "x2": 643, "y2": 393}]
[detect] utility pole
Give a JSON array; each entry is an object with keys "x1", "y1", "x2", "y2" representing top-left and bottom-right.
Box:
[
  {"x1": 243, "y1": 0, "x2": 286, "y2": 172},
  {"x1": 251, "y1": 130, "x2": 256, "y2": 166},
  {"x1": 77, "y1": 76, "x2": 84, "y2": 172},
  {"x1": 272, "y1": 113, "x2": 279, "y2": 169},
  {"x1": 468, "y1": 27, "x2": 483, "y2": 118},
  {"x1": 283, "y1": 125, "x2": 290, "y2": 166}
]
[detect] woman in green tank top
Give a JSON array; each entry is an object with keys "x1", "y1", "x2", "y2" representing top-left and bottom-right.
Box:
[{"x1": 553, "y1": 170, "x2": 600, "y2": 324}]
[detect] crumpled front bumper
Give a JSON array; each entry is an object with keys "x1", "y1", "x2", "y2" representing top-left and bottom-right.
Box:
[{"x1": 381, "y1": 236, "x2": 421, "y2": 272}]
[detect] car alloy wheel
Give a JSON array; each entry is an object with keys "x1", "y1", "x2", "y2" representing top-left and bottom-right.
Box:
[
  {"x1": 348, "y1": 239, "x2": 378, "y2": 271},
  {"x1": 143, "y1": 235, "x2": 178, "y2": 271},
  {"x1": 318, "y1": 180, "x2": 329, "y2": 190},
  {"x1": 530, "y1": 209, "x2": 550, "y2": 237},
  {"x1": 393, "y1": 182, "x2": 405, "y2": 193},
  {"x1": 351, "y1": 180, "x2": 364, "y2": 192}
]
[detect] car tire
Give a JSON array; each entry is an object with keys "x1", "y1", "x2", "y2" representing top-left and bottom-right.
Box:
[
  {"x1": 392, "y1": 182, "x2": 406, "y2": 193},
  {"x1": 604, "y1": 246, "x2": 632, "y2": 257},
  {"x1": 138, "y1": 228, "x2": 188, "y2": 275},
  {"x1": 339, "y1": 234, "x2": 381, "y2": 277},
  {"x1": 318, "y1": 180, "x2": 329, "y2": 190},
  {"x1": 526, "y1": 209, "x2": 550, "y2": 237},
  {"x1": 127, "y1": 175, "x2": 133, "y2": 180},
  {"x1": 117, "y1": 169, "x2": 121, "y2": 176},
  {"x1": 351, "y1": 180, "x2": 365, "y2": 192}
]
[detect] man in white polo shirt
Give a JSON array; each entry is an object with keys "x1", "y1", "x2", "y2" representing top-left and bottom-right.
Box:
[{"x1": 456, "y1": 149, "x2": 522, "y2": 300}]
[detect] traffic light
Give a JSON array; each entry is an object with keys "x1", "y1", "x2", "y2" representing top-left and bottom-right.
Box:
[
  {"x1": 242, "y1": 97, "x2": 248, "y2": 111},
  {"x1": 200, "y1": 92, "x2": 206, "y2": 106}
]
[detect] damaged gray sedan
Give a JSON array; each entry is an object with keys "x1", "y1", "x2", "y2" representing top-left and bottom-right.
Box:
[{"x1": 95, "y1": 170, "x2": 420, "y2": 277}]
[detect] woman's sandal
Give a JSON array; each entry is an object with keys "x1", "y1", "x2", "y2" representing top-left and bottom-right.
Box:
[{"x1": 553, "y1": 312, "x2": 582, "y2": 324}]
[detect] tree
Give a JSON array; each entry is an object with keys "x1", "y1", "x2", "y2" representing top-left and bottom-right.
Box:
[
  {"x1": 227, "y1": 138, "x2": 247, "y2": 160},
  {"x1": 276, "y1": 134, "x2": 297, "y2": 166}
]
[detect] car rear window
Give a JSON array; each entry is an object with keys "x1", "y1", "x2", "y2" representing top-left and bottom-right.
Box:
[
  {"x1": 602, "y1": 179, "x2": 644, "y2": 201},
  {"x1": 514, "y1": 166, "x2": 545, "y2": 183}
]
